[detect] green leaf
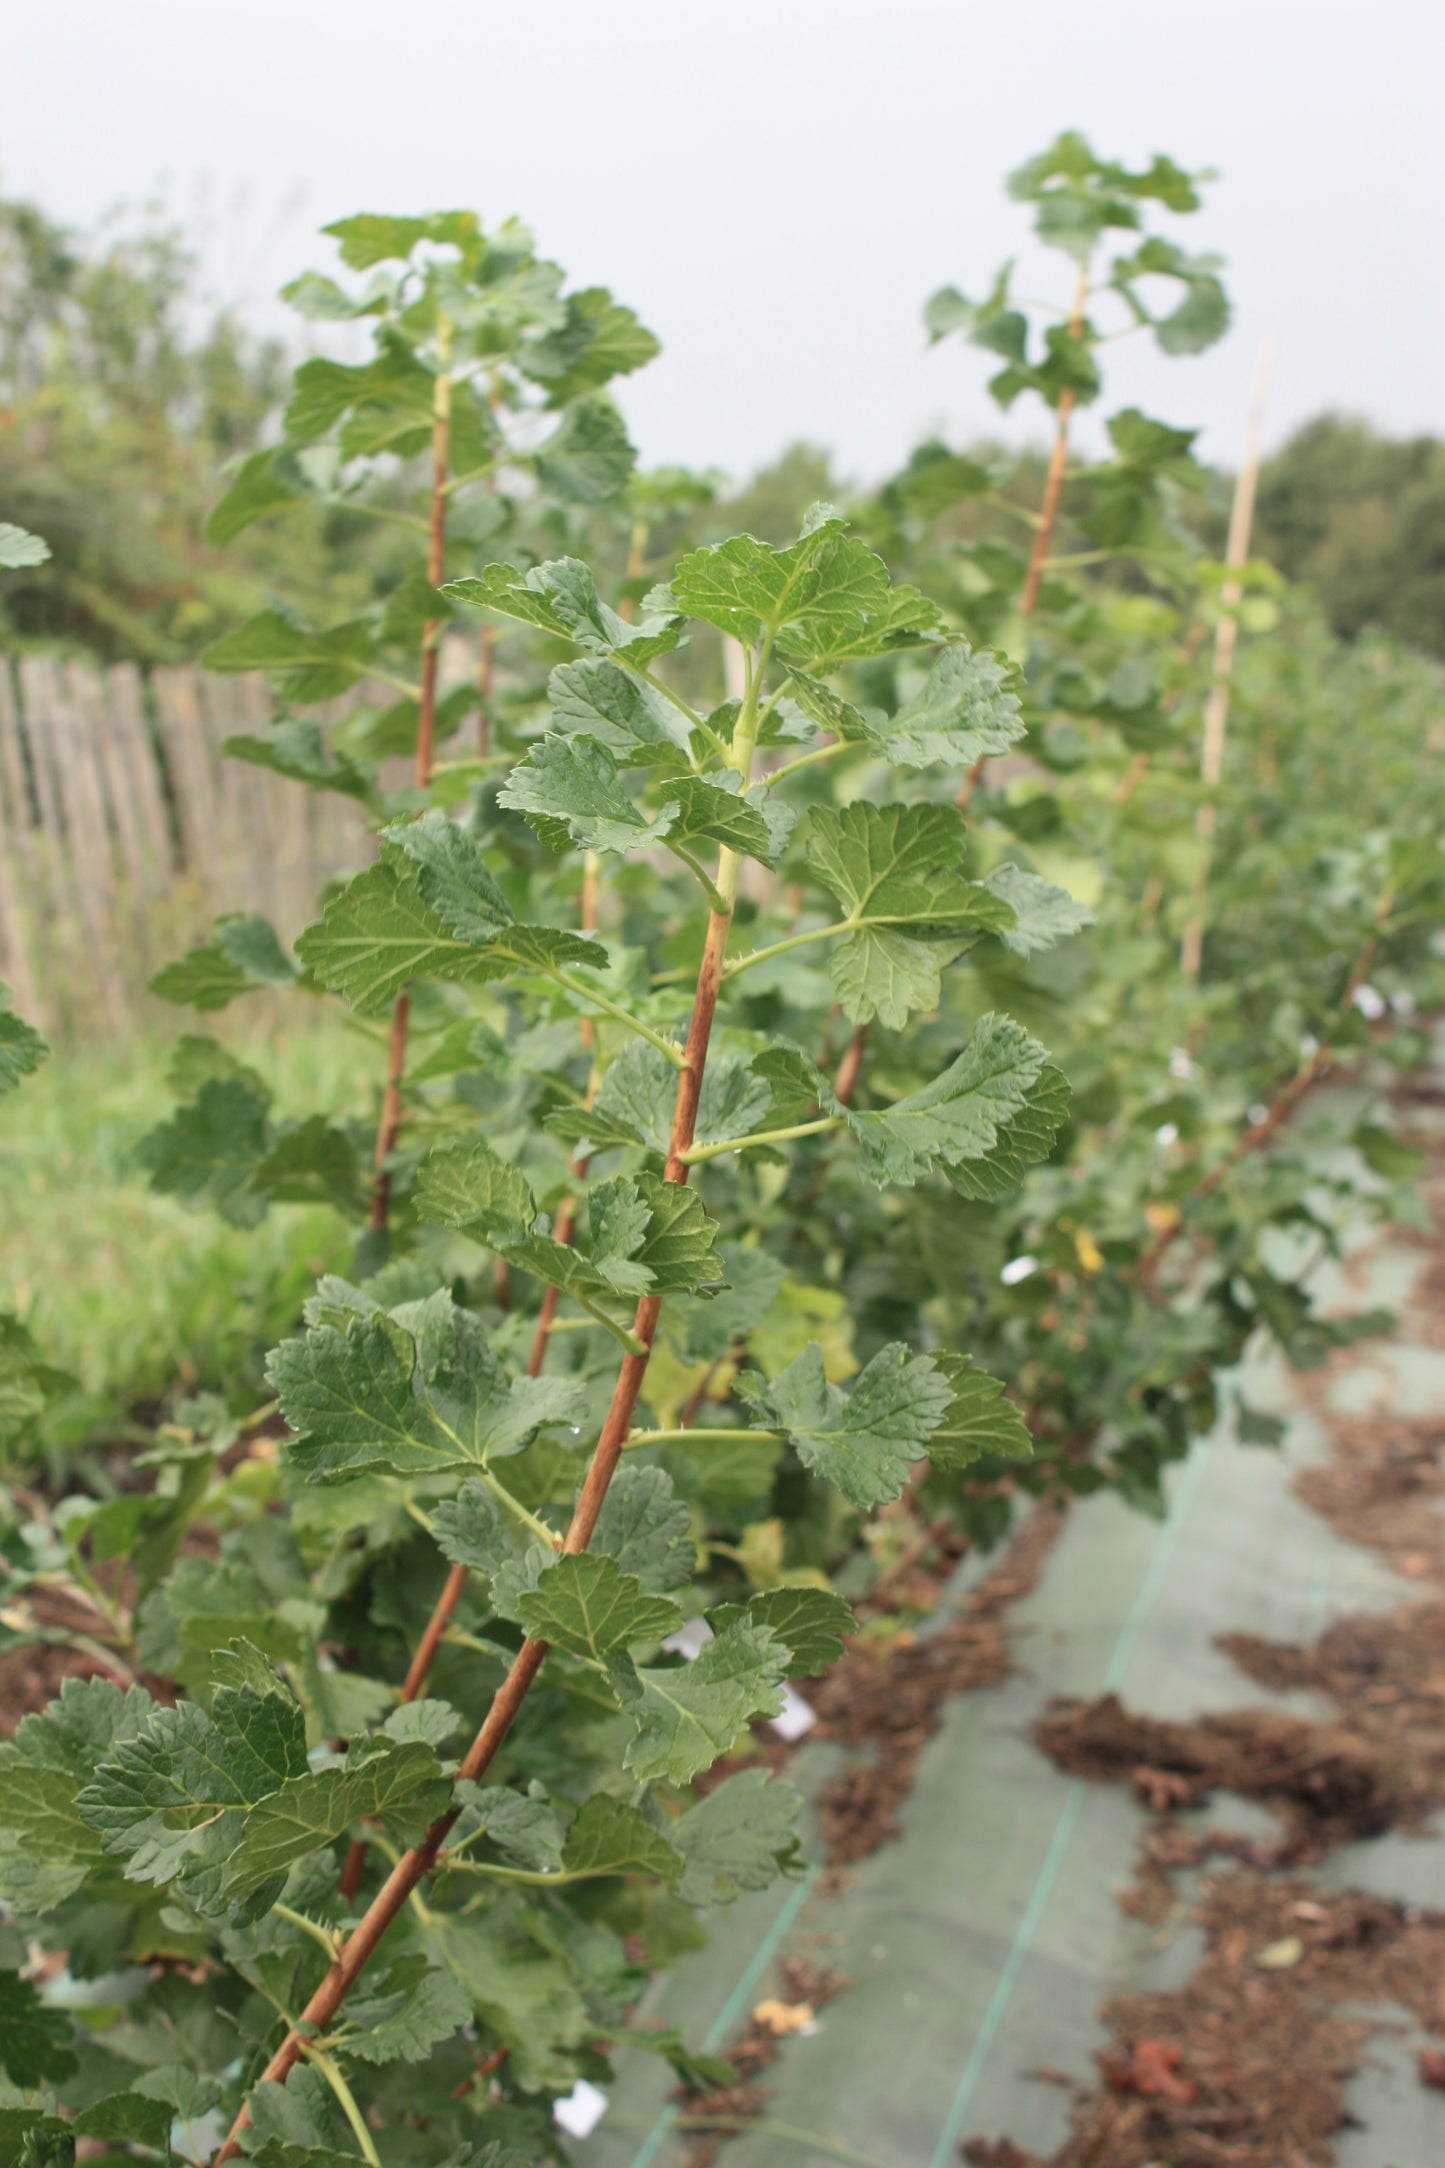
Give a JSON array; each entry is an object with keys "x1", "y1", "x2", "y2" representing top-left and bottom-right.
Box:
[
  {"x1": 431, "y1": 1480, "x2": 538, "y2": 1585},
  {"x1": 672, "y1": 1770, "x2": 804, "y2": 1906},
  {"x1": 337, "y1": 1952, "x2": 473, "y2": 2063},
  {"x1": 0, "y1": 522, "x2": 50, "y2": 569},
  {"x1": 789, "y1": 584, "x2": 948, "y2": 674},
  {"x1": 298, "y1": 861, "x2": 465, "y2": 1013},
  {"x1": 923, "y1": 1352, "x2": 1032, "y2": 1469},
  {"x1": 561, "y1": 1793, "x2": 682, "y2": 1883},
  {"x1": 612, "y1": 1619, "x2": 789, "y2": 1782},
  {"x1": 849, "y1": 1013, "x2": 1050, "y2": 1184},
  {"x1": 324, "y1": 210, "x2": 478, "y2": 266},
  {"x1": 881, "y1": 440, "x2": 994, "y2": 521},
  {"x1": 663, "y1": 1428, "x2": 785, "y2": 1515},
  {"x1": 0, "y1": 990, "x2": 47, "y2": 1096},
  {"x1": 1236, "y1": 1398, "x2": 1287, "y2": 1448},
  {"x1": 0, "y1": 1973, "x2": 76, "y2": 2085},
  {"x1": 283, "y1": 334, "x2": 434, "y2": 449},
  {"x1": 253, "y1": 1116, "x2": 366, "y2": 1215},
  {"x1": 443, "y1": 558, "x2": 683, "y2": 669},
  {"x1": 223, "y1": 717, "x2": 377, "y2": 804},
  {"x1": 419, "y1": 1910, "x2": 593, "y2": 2092},
  {"x1": 592, "y1": 1463, "x2": 695, "y2": 1593},
  {"x1": 737, "y1": 1342, "x2": 953, "y2": 1509},
  {"x1": 383, "y1": 1699, "x2": 463, "y2": 1750},
  {"x1": 944, "y1": 1063, "x2": 1071, "y2": 1201},
  {"x1": 1352, "y1": 1120, "x2": 1423, "y2": 1182},
  {"x1": 129, "y1": 2065, "x2": 222, "y2": 2125},
  {"x1": 707, "y1": 1587, "x2": 853, "y2": 1676},
  {"x1": 300, "y1": 821, "x2": 601, "y2": 1010},
  {"x1": 496, "y1": 1173, "x2": 724, "y2": 1307},
  {"x1": 805, "y1": 803, "x2": 1015, "y2": 1027},
  {"x1": 520, "y1": 285, "x2": 661, "y2": 404},
  {"x1": 149, "y1": 913, "x2": 298, "y2": 1011},
  {"x1": 134, "y1": 1070, "x2": 273, "y2": 1227},
  {"x1": 0, "y1": 1313, "x2": 71, "y2": 1453},
  {"x1": 414, "y1": 1137, "x2": 538, "y2": 1238},
  {"x1": 549, "y1": 1040, "x2": 770, "y2": 1160},
  {"x1": 454, "y1": 1782, "x2": 566, "y2": 1872},
  {"x1": 1111, "y1": 238, "x2": 1229, "y2": 355},
  {"x1": 269, "y1": 1291, "x2": 585, "y2": 1483},
  {"x1": 75, "y1": 1673, "x2": 308, "y2": 1906},
  {"x1": 783, "y1": 672, "x2": 877, "y2": 744},
  {"x1": 229, "y1": 1741, "x2": 452, "y2": 1898},
  {"x1": 548, "y1": 657, "x2": 694, "y2": 756},
  {"x1": 624, "y1": 1175, "x2": 727, "y2": 1295},
  {"x1": 248, "y1": 2143, "x2": 369, "y2": 2168},
  {"x1": 206, "y1": 449, "x2": 307, "y2": 544},
  {"x1": 499, "y1": 735, "x2": 677, "y2": 855},
  {"x1": 0, "y1": 2109, "x2": 69, "y2": 2168},
  {"x1": 672, "y1": 510, "x2": 931, "y2": 667},
  {"x1": 202, "y1": 610, "x2": 376, "y2": 702},
  {"x1": 668, "y1": 1248, "x2": 790, "y2": 1366},
  {"x1": 982, "y1": 864, "x2": 1093, "y2": 955},
  {"x1": 517, "y1": 1553, "x2": 684, "y2": 1659},
  {"x1": 380, "y1": 813, "x2": 513, "y2": 939},
  {"x1": 71, "y1": 2094, "x2": 173, "y2": 2150},
  {"x1": 868, "y1": 645, "x2": 1025, "y2": 769},
  {"x1": 0, "y1": 1673, "x2": 145, "y2": 1916},
  {"x1": 282, "y1": 269, "x2": 389, "y2": 321},
  {"x1": 534, "y1": 395, "x2": 636, "y2": 504},
  {"x1": 662, "y1": 775, "x2": 779, "y2": 862}
]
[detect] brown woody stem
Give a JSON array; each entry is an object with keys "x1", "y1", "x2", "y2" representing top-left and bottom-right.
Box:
[{"x1": 217, "y1": 738, "x2": 757, "y2": 2162}]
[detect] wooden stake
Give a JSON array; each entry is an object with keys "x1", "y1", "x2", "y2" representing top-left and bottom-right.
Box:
[{"x1": 1180, "y1": 335, "x2": 1276, "y2": 979}]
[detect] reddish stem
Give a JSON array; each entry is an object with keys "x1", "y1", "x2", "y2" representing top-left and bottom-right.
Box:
[{"x1": 221, "y1": 907, "x2": 736, "y2": 2159}]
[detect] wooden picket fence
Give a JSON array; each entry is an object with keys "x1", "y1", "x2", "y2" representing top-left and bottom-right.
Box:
[{"x1": 0, "y1": 655, "x2": 379, "y2": 1040}]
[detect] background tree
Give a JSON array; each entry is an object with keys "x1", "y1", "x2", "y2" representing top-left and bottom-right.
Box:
[{"x1": 1251, "y1": 413, "x2": 1445, "y2": 657}]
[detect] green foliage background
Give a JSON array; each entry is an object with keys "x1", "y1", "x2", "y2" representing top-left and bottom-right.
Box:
[{"x1": 2, "y1": 136, "x2": 1444, "y2": 2168}]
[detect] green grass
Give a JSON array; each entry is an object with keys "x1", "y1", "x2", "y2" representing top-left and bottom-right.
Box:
[{"x1": 2, "y1": 1020, "x2": 366, "y2": 1448}]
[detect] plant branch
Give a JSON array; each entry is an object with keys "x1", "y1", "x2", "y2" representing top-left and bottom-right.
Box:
[
  {"x1": 667, "y1": 841, "x2": 729, "y2": 911},
  {"x1": 545, "y1": 969, "x2": 687, "y2": 1068},
  {"x1": 679, "y1": 1117, "x2": 838, "y2": 1165},
  {"x1": 480, "y1": 1472, "x2": 563, "y2": 1552},
  {"x1": 721, "y1": 919, "x2": 852, "y2": 983},
  {"x1": 766, "y1": 738, "x2": 853, "y2": 788},
  {"x1": 625, "y1": 1427, "x2": 783, "y2": 1448},
  {"x1": 300, "y1": 2046, "x2": 381, "y2": 2168},
  {"x1": 631, "y1": 663, "x2": 715, "y2": 752},
  {"x1": 223, "y1": 678, "x2": 767, "y2": 2152},
  {"x1": 271, "y1": 1902, "x2": 342, "y2": 1962}
]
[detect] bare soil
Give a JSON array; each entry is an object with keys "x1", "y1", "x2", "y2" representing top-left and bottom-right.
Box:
[{"x1": 969, "y1": 1112, "x2": 1445, "y2": 2165}]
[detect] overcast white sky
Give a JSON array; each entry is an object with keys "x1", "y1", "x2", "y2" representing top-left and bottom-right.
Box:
[{"x1": 4, "y1": 0, "x2": 1442, "y2": 484}]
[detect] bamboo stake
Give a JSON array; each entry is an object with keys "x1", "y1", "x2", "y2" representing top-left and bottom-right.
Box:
[
  {"x1": 1180, "y1": 335, "x2": 1276, "y2": 979},
  {"x1": 369, "y1": 325, "x2": 453, "y2": 1234}
]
